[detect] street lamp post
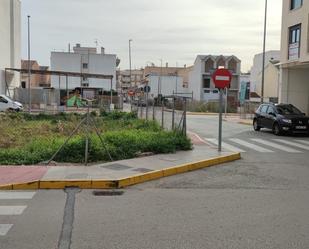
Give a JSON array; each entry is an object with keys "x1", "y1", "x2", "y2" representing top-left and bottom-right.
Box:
[
  {"x1": 27, "y1": 15, "x2": 31, "y2": 113},
  {"x1": 129, "y1": 39, "x2": 132, "y2": 88},
  {"x1": 129, "y1": 39, "x2": 132, "y2": 108},
  {"x1": 261, "y1": 0, "x2": 268, "y2": 103}
]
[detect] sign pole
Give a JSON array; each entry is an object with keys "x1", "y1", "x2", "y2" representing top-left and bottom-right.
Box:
[{"x1": 218, "y1": 88, "x2": 223, "y2": 152}]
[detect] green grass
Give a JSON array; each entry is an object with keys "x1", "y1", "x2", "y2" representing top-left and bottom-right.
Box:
[{"x1": 0, "y1": 112, "x2": 192, "y2": 165}]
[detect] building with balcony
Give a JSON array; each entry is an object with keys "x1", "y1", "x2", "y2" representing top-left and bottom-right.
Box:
[
  {"x1": 188, "y1": 55, "x2": 241, "y2": 102},
  {"x1": 279, "y1": 0, "x2": 309, "y2": 114},
  {"x1": 118, "y1": 69, "x2": 144, "y2": 92},
  {"x1": 0, "y1": 0, "x2": 21, "y2": 95}
]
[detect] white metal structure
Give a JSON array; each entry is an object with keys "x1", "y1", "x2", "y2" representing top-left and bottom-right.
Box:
[{"x1": 0, "y1": 0, "x2": 21, "y2": 95}]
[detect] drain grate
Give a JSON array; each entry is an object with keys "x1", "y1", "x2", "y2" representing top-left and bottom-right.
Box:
[
  {"x1": 132, "y1": 168, "x2": 154, "y2": 173},
  {"x1": 92, "y1": 190, "x2": 124, "y2": 196},
  {"x1": 101, "y1": 164, "x2": 133, "y2": 171}
]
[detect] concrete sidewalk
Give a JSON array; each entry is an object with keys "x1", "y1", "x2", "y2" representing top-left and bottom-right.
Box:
[{"x1": 0, "y1": 143, "x2": 240, "y2": 190}]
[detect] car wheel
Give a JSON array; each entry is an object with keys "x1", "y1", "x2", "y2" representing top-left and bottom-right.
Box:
[
  {"x1": 253, "y1": 119, "x2": 261, "y2": 131},
  {"x1": 273, "y1": 123, "x2": 281, "y2": 136}
]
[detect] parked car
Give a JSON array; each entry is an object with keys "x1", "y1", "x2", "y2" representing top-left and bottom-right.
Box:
[
  {"x1": 253, "y1": 103, "x2": 309, "y2": 135},
  {"x1": 0, "y1": 94, "x2": 23, "y2": 112}
]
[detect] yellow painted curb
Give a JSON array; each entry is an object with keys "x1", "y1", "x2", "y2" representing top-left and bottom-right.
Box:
[
  {"x1": 238, "y1": 121, "x2": 252, "y2": 126},
  {"x1": 1, "y1": 153, "x2": 241, "y2": 190},
  {"x1": 0, "y1": 184, "x2": 13, "y2": 190},
  {"x1": 39, "y1": 180, "x2": 93, "y2": 189},
  {"x1": 118, "y1": 152, "x2": 241, "y2": 188}
]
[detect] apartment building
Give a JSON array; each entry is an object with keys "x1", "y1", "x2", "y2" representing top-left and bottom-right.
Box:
[
  {"x1": 279, "y1": 0, "x2": 309, "y2": 114},
  {"x1": 188, "y1": 55, "x2": 241, "y2": 102},
  {"x1": 51, "y1": 44, "x2": 119, "y2": 91},
  {"x1": 0, "y1": 0, "x2": 21, "y2": 95},
  {"x1": 118, "y1": 69, "x2": 144, "y2": 91}
]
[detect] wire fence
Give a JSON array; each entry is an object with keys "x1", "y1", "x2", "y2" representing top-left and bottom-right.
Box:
[{"x1": 132, "y1": 96, "x2": 188, "y2": 134}]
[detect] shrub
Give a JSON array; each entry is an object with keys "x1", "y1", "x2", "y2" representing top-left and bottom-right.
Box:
[{"x1": 0, "y1": 130, "x2": 191, "y2": 165}]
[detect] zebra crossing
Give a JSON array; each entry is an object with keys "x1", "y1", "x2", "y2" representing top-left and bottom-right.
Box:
[
  {"x1": 205, "y1": 137, "x2": 309, "y2": 154},
  {"x1": 0, "y1": 191, "x2": 36, "y2": 236}
]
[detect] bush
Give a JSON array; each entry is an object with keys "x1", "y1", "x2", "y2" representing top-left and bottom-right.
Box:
[{"x1": 0, "y1": 130, "x2": 192, "y2": 165}]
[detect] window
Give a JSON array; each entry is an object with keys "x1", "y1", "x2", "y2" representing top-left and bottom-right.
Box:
[
  {"x1": 267, "y1": 107, "x2": 276, "y2": 114},
  {"x1": 290, "y1": 0, "x2": 302, "y2": 10},
  {"x1": 289, "y1": 24, "x2": 301, "y2": 59},
  {"x1": 204, "y1": 90, "x2": 210, "y2": 93},
  {"x1": 213, "y1": 90, "x2": 219, "y2": 94},
  {"x1": 21, "y1": 81, "x2": 26, "y2": 88},
  {"x1": 82, "y1": 76, "x2": 88, "y2": 81},
  {"x1": 203, "y1": 78, "x2": 210, "y2": 88},
  {"x1": 260, "y1": 105, "x2": 268, "y2": 114},
  {"x1": 82, "y1": 63, "x2": 88, "y2": 69},
  {"x1": 0, "y1": 96, "x2": 8, "y2": 103}
]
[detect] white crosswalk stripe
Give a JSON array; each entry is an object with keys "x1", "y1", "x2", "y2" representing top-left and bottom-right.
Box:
[
  {"x1": 229, "y1": 138, "x2": 274, "y2": 153},
  {"x1": 0, "y1": 191, "x2": 36, "y2": 236},
  {"x1": 205, "y1": 138, "x2": 246, "y2": 152},
  {"x1": 0, "y1": 206, "x2": 27, "y2": 215},
  {"x1": 273, "y1": 139, "x2": 309, "y2": 150},
  {"x1": 0, "y1": 224, "x2": 13, "y2": 236},
  {"x1": 295, "y1": 140, "x2": 309, "y2": 146},
  {"x1": 251, "y1": 139, "x2": 302, "y2": 153},
  {"x1": 0, "y1": 192, "x2": 36, "y2": 200}
]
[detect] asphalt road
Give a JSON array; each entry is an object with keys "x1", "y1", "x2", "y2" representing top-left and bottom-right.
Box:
[{"x1": 1, "y1": 115, "x2": 309, "y2": 249}]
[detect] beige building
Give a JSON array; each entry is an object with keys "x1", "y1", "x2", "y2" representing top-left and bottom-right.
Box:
[
  {"x1": 256, "y1": 60, "x2": 280, "y2": 101},
  {"x1": 21, "y1": 60, "x2": 51, "y2": 88},
  {"x1": 279, "y1": 0, "x2": 309, "y2": 114},
  {"x1": 118, "y1": 69, "x2": 144, "y2": 91}
]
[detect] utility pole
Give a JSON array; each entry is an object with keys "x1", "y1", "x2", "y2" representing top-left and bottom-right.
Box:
[
  {"x1": 27, "y1": 15, "x2": 31, "y2": 113},
  {"x1": 129, "y1": 39, "x2": 132, "y2": 106},
  {"x1": 261, "y1": 0, "x2": 268, "y2": 104}
]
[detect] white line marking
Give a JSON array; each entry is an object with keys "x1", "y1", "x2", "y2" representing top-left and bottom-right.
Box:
[
  {"x1": 0, "y1": 192, "x2": 36, "y2": 200},
  {"x1": 295, "y1": 140, "x2": 309, "y2": 146},
  {"x1": 205, "y1": 138, "x2": 246, "y2": 152},
  {"x1": 0, "y1": 224, "x2": 13, "y2": 236},
  {"x1": 215, "y1": 76, "x2": 229, "y2": 81},
  {"x1": 229, "y1": 138, "x2": 274, "y2": 152},
  {"x1": 273, "y1": 139, "x2": 309, "y2": 150},
  {"x1": 0, "y1": 206, "x2": 27, "y2": 215},
  {"x1": 187, "y1": 131, "x2": 207, "y2": 144},
  {"x1": 251, "y1": 139, "x2": 301, "y2": 153}
]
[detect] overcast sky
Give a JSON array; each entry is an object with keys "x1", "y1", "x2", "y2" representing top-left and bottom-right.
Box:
[{"x1": 21, "y1": 0, "x2": 282, "y2": 72}]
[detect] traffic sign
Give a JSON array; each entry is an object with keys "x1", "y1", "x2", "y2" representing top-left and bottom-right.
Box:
[
  {"x1": 144, "y1": 85, "x2": 151, "y2": 93},
  {"x1": 212, "y1": 69, "x2": 232, "y2": 89},
  {"x1": 128, "y1": 90, "x2": 134, "y2": 96}
]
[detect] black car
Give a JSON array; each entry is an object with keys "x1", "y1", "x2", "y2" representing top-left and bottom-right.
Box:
[{"x1": 253, "y1": 103, "x2": 309, "y2": 135}]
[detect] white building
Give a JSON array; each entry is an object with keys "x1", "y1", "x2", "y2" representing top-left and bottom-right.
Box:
[
  {"x1": 51, "y1": 44, "x2": 118, "y2": 91},
  {"x1": 188, "y1": 55, "x2": 241, "y2": 102},
  {"x1": 0, "y1": 0, "x2": 21, "y2": 95},
  {"x1": 250, "y1": 50, "x2": 280, "y2": 95},
  {"x1": 279, "y1": 0, "x2": 309, "y2": 114},
  {"x1": 143, "y1": 73, "x2": 186, "y2": 98}
]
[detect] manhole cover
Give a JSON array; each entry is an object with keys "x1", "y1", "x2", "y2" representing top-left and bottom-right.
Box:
[
  {"x1": 101, "y1": 164, "x2": 133, "y2": 171},
  {"x1": 132, "y1": 168, "x2": 154, "y2": 173},
  {"x1": 92, "y1": 190, "x2": 124, "y2": 196}
]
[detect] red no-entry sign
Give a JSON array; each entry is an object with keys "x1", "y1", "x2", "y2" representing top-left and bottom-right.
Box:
[{"x1": 212, "y1": 69, "x2": 232, "y2": 89}]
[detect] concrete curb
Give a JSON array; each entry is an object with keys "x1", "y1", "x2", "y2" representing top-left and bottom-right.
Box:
[
  {"x1": 0, "y1": 153, "x2": 241, "y2": 190},
  {"x1": 238, "y1": 121, "x2": 252, "y2": 126}
]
